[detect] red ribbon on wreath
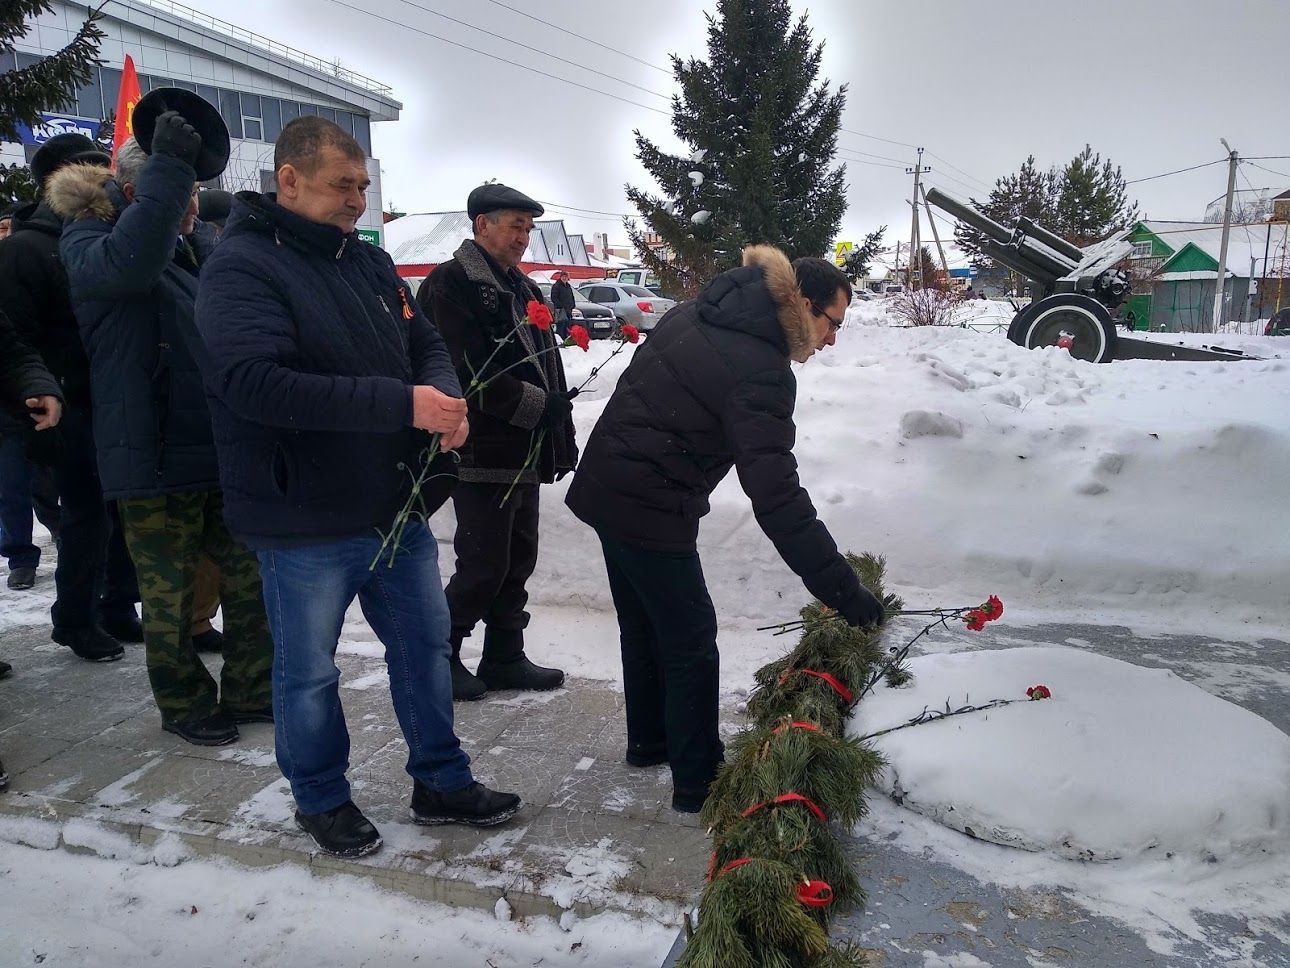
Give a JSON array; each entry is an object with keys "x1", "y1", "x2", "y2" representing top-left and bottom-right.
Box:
[
  {"x1": 776, "y1": 668, "x2": 854, "y2": 704},
  {"x1": 706, "y1": 855, "x2": 835, "y2": 908},
  {"x1": 771, "y1": 721, "x2": 822, "y2": 736},
  {"x1": 740, "y1": 792, "x2": 829, "y2": 823}
]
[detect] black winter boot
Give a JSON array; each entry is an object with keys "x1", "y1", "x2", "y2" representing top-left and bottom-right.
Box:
[
  {"x1": 295, "y1": 800, "x2": 382, "y2": 857},
  {"x1": 410, "y1": 779, "x2": 520, "y2": 827},
  {"x1": 51, "y1": 625, "x2": 125, "y2": 663},
  {"x1": 449, "y1": 627, "x2": 487, "y2": 702},
  {"x1": 476, "y1": 627, "x2": 564, "y2": 692}
]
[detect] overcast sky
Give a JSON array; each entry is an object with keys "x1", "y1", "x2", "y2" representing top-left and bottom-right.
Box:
[{"x1": 186, "y1": 0, "x2": 1289, "y2": 256}]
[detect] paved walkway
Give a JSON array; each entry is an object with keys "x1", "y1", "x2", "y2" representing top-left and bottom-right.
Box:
[{"x1": 0, "y1": 620, "x2": 716, "y2": 927}]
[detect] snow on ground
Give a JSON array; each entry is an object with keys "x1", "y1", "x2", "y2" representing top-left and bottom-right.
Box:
[
  {"x1": 512, "y1": 305, "x2": 1290, "y2": 645},
  {"x1": 0, "y1": 838, "x2": 673, "y2": 968},
  {"x1": 848, "y1": 647, "x2": 1290, "y2": 861}
]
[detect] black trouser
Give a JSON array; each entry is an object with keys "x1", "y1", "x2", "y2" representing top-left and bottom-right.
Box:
[
  {"x1": 445, "y1": 482, "x2": 540, "y2": 636},
  {"x1": 597, "y1": 532, "x2": 724, "y2": 793},
  {"x1": 47, "y1": 407, "x2": 113, "y2": 632}
]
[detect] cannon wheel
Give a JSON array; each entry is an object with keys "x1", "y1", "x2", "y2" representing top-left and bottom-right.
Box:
[{"x1": 1006, "y1": 294, "x2": 1118, "y2": 364}]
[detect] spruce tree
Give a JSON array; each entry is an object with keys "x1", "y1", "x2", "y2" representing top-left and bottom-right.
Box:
[
  {"x1": 0, "y1": 1, "x2": 106, "y2": 202},
  {"x1": 1055, "y1": 145, "x2": 1140, "y2": 247},
  {"x1": 625, "y1": 0, "x2": 848, "y2": 297},
  {"x1": 840, "y1": 226, "x2": 885, "y2": 283}
]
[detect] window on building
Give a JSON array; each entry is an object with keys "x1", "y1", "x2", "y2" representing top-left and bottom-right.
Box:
[
  {"x1": 76, "y1": 69, "x2": 103, "y2": 119},
  {"x1": 242, "y1": 117, "x2": 263, "y2": 140},
  {"x1": 260, "y1": 169, "x2": 276, "y2": 193},
  {"x1": 298, "y1": 103, "x2": 318, "y2": 117},
  {"x1": 196, "y1": 84, "x2": 218, "y2": 113},
  {"x1": 0, "y1": 50, "x2": 16, "y2": 73},
  {"x1": 169, "y1": 80, "x2": 196, "y2": 93},
  {"x1": 262, "y1": 98, "x2": 283, "y2": 142},
  {"x1": 316, "y1": 106, "x2": 336, "y2": 124},
  {"x1": 352, "y1": 114, "x2": 371, "y2": 153},
  {"x1": 101, "y1": 67, "x2": 122, "y2": 115},
  {"x1": 218, "y1": 89, "x2": 243, "y2": 139},
  {"x1": 281, "y1": 100, "x2": 301, "y2": 126},
  {"x1": 1131, "y1": 241, "x2": 1154, "y2": 260}
]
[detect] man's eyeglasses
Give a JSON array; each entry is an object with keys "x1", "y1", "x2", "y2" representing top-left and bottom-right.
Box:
[{"x1": 813, "y1": 305, "x2": 844, "y2": 333}]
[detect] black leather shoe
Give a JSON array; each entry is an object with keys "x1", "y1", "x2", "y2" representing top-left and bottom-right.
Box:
[
  {"x1": 192, "y1": 628, "x2": 224, "y2": 654},
  {"x1": 410, "y1": 780, "x2": 520, "y2": 827},
  {"x1": 625, "y1": 746, "x2": 668, "y2": 768},
  {"x1": 51, "y1": 626, "x2": 125, "y2": 663},
  {"x1": 100, "y1": 611, "x2": 144, "y2": 643},
  {"x1": 0, "y1": 659, "x2": 11, "y2": 680},
  {"x1": 672, "y1": 786, "x2": 709, "y2": 814},
  {"x1": 450, "y1": 657, "x2": 487, "y2": 702},
  {"x1": 7, "y1": 567, "x2": 35, "y2": 590},
  {"x1": 225, "y1": 706, "x2": 273, "y2": 725},
  {"x1": 476, "y1": 655, "x2": 565, "y2": 692},
  {"x1": 162, "y1": 712, "x2": 239, "y2": 746},
  {"x1": 295, "y1": 800, "x2": 382, "y2": 857}
]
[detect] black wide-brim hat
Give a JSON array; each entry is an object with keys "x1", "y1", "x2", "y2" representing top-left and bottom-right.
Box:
[
  {"x1": 31, "y1": 133, "x2": 111, "y2": 189},
  {"x1": 467, "y1": 183, "x2": 544, "y2": 220}
]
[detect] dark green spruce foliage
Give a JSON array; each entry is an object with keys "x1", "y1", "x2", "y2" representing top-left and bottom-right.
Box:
[
  {"x1": 678, "y1": 553, "x2": 903, "y2": 968},
  {"x1": 0, "y1": 0, "x2": 105, "y2": 142},
  {"x1": 625, "y1": 0, "x2": 848, "y2": 297}
]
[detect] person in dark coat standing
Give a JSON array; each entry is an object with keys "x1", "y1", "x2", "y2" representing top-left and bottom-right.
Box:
[
  {"x1": 550, "y1": 271, "x2": 576, "y2": 339},
  {"x1": 418, "y1": 184, "x2": 577, "y2": 702},
  {"x1": 197, "y1": 117, "x2": 520, "y2": 859},
  {"x1": 50, "y1": 119, "x2": 273, "y2": 748},
  {"x1": 565, "y1": 246, "x2": 886, "y2": 813},
  {"x1": 0, "y1": 303, "x2": 65, "y2": 781},
  {"x1": 0, "y1": 133, "x2": 142, "y2": 658}
]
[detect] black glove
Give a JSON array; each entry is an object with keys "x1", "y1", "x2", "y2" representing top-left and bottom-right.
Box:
[
  {"x1": 838, "y1": 582, "x2": 886, "y2": 629},
  {"x1": 538, "y1": 390, "x2": 574, "y2": 428},
  {"x1": 150, "y1": 110, "x2": 202, "y2": 169}
]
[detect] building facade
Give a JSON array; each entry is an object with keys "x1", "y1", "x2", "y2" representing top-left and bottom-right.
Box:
[{"x1": 3, "y1": 0, "x2": 400, "y2": 245}]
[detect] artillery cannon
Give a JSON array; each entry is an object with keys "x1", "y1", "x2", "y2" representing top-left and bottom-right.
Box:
[{"x1": 926, "y1": 187, "x2": 1253, "y2": 363}]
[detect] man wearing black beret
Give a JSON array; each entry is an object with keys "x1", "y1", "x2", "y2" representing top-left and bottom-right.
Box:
[
  {"x1": 0, "y1": 133, "x2": 142, "y2": 662},
  {"x1": 418, "y1": 184, "x2": 577, "y2": 701}
]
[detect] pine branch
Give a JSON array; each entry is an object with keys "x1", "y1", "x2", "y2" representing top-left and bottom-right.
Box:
[{"x1": 0, "y1": 3, "x2": 106, "y2": 142}]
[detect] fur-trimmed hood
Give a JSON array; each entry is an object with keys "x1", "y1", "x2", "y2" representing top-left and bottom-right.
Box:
[
  {"x1": 45, "y1": 162, "x2": 118, "y2": 223},
  {"x1": 741, "y1": 244, "x2": 815, "y2": 362}
]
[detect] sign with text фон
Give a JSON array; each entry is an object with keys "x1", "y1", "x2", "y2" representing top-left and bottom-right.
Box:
[
  {"x1": 14, "y1": 113, "x2": 102, "y2": 146},
  {"x1": 357, "y1": 228, "x2": 381, "y2": 247}
]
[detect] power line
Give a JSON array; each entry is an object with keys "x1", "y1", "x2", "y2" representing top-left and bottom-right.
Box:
[
  {"x1": 1246, "y1": 161, "x2": 1290, "y2": 180},
  {"x1": 388, "y1": 0, "x2": 671, "y2": 101},
  {"x1": 478, "y1": 0, "x2": 672, "y2": 76},
  {"x1": 1130, "y1": 159, "x2": 1228, "y2": 185},
  {"x1": 539, "y1": 200, "x2": 633, "y2": 218},
  {"x1": 322, "y1": 0, "x2": 671, "y2": 116},
  {"x1": 840, "y1": 127, "x2": 919, "y2": 150},
  {"x1": 925, "y1": 150, "x2": 991, "y2": 190}
]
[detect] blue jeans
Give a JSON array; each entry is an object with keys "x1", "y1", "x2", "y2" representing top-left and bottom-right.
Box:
[
  {"x1": 257, "y1": 523, "x2": 472, "y2": 814},
  {"x1": 0, "y1": 431, "x2": 41, "y2": 570}
]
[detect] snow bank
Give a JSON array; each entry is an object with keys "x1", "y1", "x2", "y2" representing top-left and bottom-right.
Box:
[
  {"x1": 849, "y1": 647, "x2": 1290, "y2": 862},
  {"x1": 495, "y1": 316, "x2": 1290, "y2": 639}
]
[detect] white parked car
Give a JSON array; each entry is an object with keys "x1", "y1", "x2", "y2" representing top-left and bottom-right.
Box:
[{"x1": 576, "y1": 281, "x2": 678, "y2": 332}]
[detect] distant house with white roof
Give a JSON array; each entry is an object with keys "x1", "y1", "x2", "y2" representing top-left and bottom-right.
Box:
[
  {"x1": 383, "y1": 212, "x2": 605, "y2": 290},
  {"x1": 1124, "y1": 220, "x2": 1290, "y2": 330}
]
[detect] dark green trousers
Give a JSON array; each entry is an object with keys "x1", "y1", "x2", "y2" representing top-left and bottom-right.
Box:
[{"x1": 118, "y1": 489, "x2": 272, "y2": 722}]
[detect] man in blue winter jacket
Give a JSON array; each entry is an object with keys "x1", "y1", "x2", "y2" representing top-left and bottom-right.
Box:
[{"x1": 195, "y1": 116, "x2": 520, "y2": 858}]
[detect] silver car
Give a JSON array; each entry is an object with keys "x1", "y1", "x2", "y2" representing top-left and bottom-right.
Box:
[{"x1": 576, "y1": 281, "x2": 677, "y2": 333}]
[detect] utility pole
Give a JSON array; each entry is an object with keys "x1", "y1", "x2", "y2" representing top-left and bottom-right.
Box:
[
  {"x1": 1212, "y1": 140, "x2": 1239, "y2": 333},
  {"x1": 921, "y1": 184, "x2": 950, "y2": 275},
  {"x1": 906, "y1": 148, "x2": 931, "y2": 289},
  {"x1": 893, "y1": 240, "x2": 902, "y2": 287}
]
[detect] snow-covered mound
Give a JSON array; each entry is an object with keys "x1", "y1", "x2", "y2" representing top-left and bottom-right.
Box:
[
  {"x1": 848, "y1": 647, "x2": 1290, "y2": 862},
  {"x1": 497, "y1": 316, "x2": 1290, "y2": 637}
]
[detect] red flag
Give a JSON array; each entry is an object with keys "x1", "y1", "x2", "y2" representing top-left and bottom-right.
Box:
[{"x1": 112, "y1": 55, "x2": 142, "y2": 164}]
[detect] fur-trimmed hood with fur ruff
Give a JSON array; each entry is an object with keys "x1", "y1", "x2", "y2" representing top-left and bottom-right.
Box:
[
  {"x1": 44, "y1": 162, "x2": 119, "y2": 223},
  {"x1": 739, "y1": 243, "x2": 816, "y2": 362}
]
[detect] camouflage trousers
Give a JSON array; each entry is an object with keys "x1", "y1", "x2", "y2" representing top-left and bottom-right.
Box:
[{"x1": 118, "y1": 489, "x2": 272, "y2": 722}]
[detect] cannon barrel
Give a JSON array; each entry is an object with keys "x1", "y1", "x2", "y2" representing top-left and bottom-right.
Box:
[
  {"x1": 925, "y1": 187, "x2": 1013, "y2": 246},
  {"x1": 979, "y1": 240, "x2": 1059, "y2": 290},
  {"x1": 1016, "y1": 217, "x2": 1086, "y2": 264},
  {"x1": 1001, "y1": 236, "x2": 1077, "y2": 279}
]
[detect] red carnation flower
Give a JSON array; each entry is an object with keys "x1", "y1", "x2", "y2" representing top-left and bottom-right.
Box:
[
  {"x1": 1026, "y1": 684, "x2": 1052, "y2": 701},
  {"x1": 569, "y1": 325, "x2": 591, "y2": 351},
  {"x1": 963, "y1": 609, "x2": 988, "y2": 632},
  {"x1": 981, "y1": 595, "x2": 1004, "y2": 621},
  {"x1": 621, "y1": 323, "x2": 641, "y2": 344},
  {"x1": 526, "y1": 300, "x2": 553, "y2": 331}
]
